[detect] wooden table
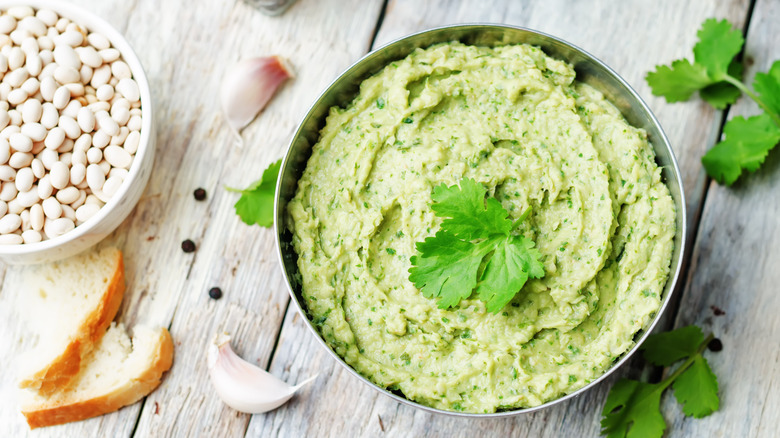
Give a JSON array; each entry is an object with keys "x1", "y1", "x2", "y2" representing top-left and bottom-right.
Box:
[{"x1": 1, "y1": 0, "x2": 777, "y2": 436}]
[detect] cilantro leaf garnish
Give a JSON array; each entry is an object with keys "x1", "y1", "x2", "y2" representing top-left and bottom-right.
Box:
[
  {"x1": 600, "y1": 326, "x2": 720, "y2": 438},
  {"x1": 408, "y1": 178, "x2": 544, "y2": 312},
  {"x1": 646, "y1": 18, "x2": 780, "y2": 184},
  {"x1": 229, "y1": 159, "x2": 281, "y2": 227}
]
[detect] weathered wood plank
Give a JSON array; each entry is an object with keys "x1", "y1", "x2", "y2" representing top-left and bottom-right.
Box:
[
  {"x1": 661, "y1": 0, "x2": 780, "y2": 436},
  {"x1": 0, "y1": 0, "x2": 384, "y2": 436},
  {"x1": 249, "y1": 1, "x2": 751, "y2": 437}
]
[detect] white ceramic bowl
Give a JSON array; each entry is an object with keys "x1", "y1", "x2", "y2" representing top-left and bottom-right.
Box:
[{"x1": 0, "y1": 0, "x2": 154, "y2": 265}]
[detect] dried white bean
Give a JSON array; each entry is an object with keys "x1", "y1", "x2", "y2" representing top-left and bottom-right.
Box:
[
  {"x1": 41, "y1": 196, "x2": 61, "y2": 219},
  {"x1": 7, "y1": 88, "x2": 29, "y2": 105},
  {"x1": 44, "y1": 126, "x2": 65, "y2": 149},
  {"x1": 71, "y1": 189, "x2": 87, "y2": 209},
  {"x1": 37, "y1": 174, "x2": 52, "y2": 199},
  {"x1": 95, "y1": 111, "x2": 118, "y2": 136},
  {"x1": 86, "y1": 163, "x2": 105, "y2": 191},
  {"x1": 64, "y1": 82, "x2": 84, "y2": 97},
  {"x1": 38, "y1": 47, "x2": 53, "y2": 63},
  {"x1": 58, "y1": 115, "x2": 80, "y2": 139},
  {"x1": 48, "y1": 217, "x2": 74, "y2": 236},
  {"x1": 79, "y1": 64, "x2": 92, "y2": 84},
  {"x1": 31, "y1": 157, "x2": 44, "y2": 178},
  {"x1": 97, "y1": 159, "x2": 110, "y2": 175},
  {"x1": 75, "y1": 202, "x2": 99, "y2": 223},
  {"x1": 115, "y1": 78, "x2": 139, "y2": 102},
  {"x1": 0, "y1": 200, "x2": 6, "y2": 217},
  {"x1": 20, "y1": 208, "x2": 30, "y2": 230},
  {"x1": 36, "y1": 9, "x2": 58, "y2": 26},
  {"x1": 21, "y1": 122, "x2": 46, "y2": 142},
  {"x1": 25, "y1": 54, "x2": 42, "y2": 76},
  {"x1": 86, "y1": 146, "x2": 102, "y2": 163},
  {"x1": 29, "y1": 202, "x2": 43, "y2": 230},
  {"x1": 0, "y1": 16, "x2": 17, "y2": 35},
  {"x1": 0, "y1": 54, "x2": 6, "y2": 74},
  {"x1": 36, "y1": 35, "x2": 53, "y2": 51},
  {"x1": 92, "y1": 130, "x2": 110, "y2": 149},
  {"x1": 108, "y1": 167, "x2": 128, "y2": 180},
  {"x1": 8, "y1": 47, "x2": 24, "y2": 70},
  {"x1": 84, "y1": 194, "x2": 102, "y2": 206},
  {"x1": 74, "y1": 134, "x2": 91, "y2": 153},
  {"x1": 0, "y1": 111, "x2": 9, "y2": 132},
  {"x1": 20, "y1": 76, "x2": 40, "y2": 97},
  {"x1": 0, "y1": 83, "x2": 10, "y2": 102},
  {"x1": 7, "y1": 198, "x2": 22, "y2": 214},
  {"x1": 111, "y1": 126, "x2": 130, "y2": 145},
  {"x1": 0, "y1": 138, "x2": 9, "y2": 164},
  {"x1": 52, "y1": 85, "x2": 70, "y2": 109},
  {"x1": 62, "y1": 99, "x2": 81, "y2": 119},
  {"x1": 0, "y1": 234, "x2": 23, "y2": 245},
  {"x1": 56, "y1": 30, "x2": 83, "y2": 47},
  {"x1": 69, "y1": 162, "x2": 85, "y2": 185},
  {"x1": 15, "y1": 167, "x2": 33, "y2": 192},
  {"x1": 49, "y1": 161, "x2": 69, "y2": 189},
  {"x1": 111, "y1": 61, "x2": 131, "y2": 80},
  {"x1": 102, "y1": 175, "x2": 124, "y2": 197},
  {"x1": 39, "y1": 77, "x2": 56, "y2": 102},
  {"x1": 111, "y1": 105, "x2": 130, "y2": 126},
  {"x1": 19, "y1": 16, "x2": 46, "y2": 36},
  {"x1": 88, "y1": 101, "x2": 110, "y2": 113},
  {"x1": 8, "y1": 109, "x2": 22, "y2": 126},
  {"x1": 16, "y1": 187, "x2": 39, "y2": 207},
  {"x1": 55, "y1": 186, "x2": 79, "y2": 204},
  {"x1": 123, "y1": 130, "x2": 140, "y2": 154},
  {"x1": 75, "y1": 46, "x2": 102, "y2": 68},
  {"x1": 90, "y1": 64, "x2": 110, "y2": 88},
  {"x1": 31, "y1": 141, "x2": 45, "y2": 155},
  {"x1": 96, "y1": 84, "x2": 113, "y2": 101},
  {"x1": 86, "y1": 32, "x2": 109, "y2": 50},
  {"x1": 9, "y1": 29, "x2": 30, "y2": 46},
  {"x1": 8, "y1": 151, "x2": 33, "y2": 168},
  {"x1": 98, "y1": 48, "x2": 120, "y2": 63},
  {"x1": 58, "y1": 148, "x2": 72, "y2": 162},
  {"x1": 0, "y1": 213, "x2": 21, "y2": 233},
  {"x1": 6, "y1": 67, "x2": 29, "y2": 87},
  {"x1": 53, "y1": 44, "x2": 80, "y2": 70},
  {"x1": 9, "y1": 132, "x2": 32, "y2": 152},
  {"x1": 61, "y1": 203, "x2": 75, "y2": 221},
  {"x1": 77, "y1": 107, "x2": 95, "y2": 132},
  {"x1": 39, "y1": 148, "x2": 57, "y2": 169},
  {"x1": 54, "y1": 65, "x2": 80, "y2": 84},
  {"x1": 103, "y1": 145, "x2": 132, "y2": 169},
  {"x1": 21, "y1": 229, "x2": 41, "y2": 243},
  {"x1": 1, "y1": 125, "x2": 20, "y2": 139}
]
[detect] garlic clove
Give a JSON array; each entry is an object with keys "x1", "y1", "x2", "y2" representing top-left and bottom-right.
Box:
[
  {"x1": 220, "y1": 56, "x2": 293, "y2": 136},
  {"x1": 207, "y1": 332, "x2": 316, "y2": 414}
]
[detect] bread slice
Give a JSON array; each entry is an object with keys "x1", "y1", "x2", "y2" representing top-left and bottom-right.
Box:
[
  {"x1": 18, "y1": 247, "x2": 125, "y2": 395},
  {"x1": 21, "y1": 323, "x2": 174, "y2": 429}
]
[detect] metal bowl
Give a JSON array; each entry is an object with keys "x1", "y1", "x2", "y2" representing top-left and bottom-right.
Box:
[{"x1": 274, "y1": 24, "x2": 686, "y2": 417}]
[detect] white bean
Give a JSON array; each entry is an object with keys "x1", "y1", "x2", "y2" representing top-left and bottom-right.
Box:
[
  {"x1": 6, "y1": 198, "x2": 23, "y2": 214},
  {"x1": 37, "y1": 35, "x2": 54, "y2": 51},
  {"x1": 79, "y1": 64, "x2": 92, "y2": 84},
  {"x1": 7, "y1": 88, "x2": 29, "y2": 105},
  {"x1": 102, "y1": 175, "x2": 124, "y2": 196},
  {"x1": 44, "y1": 126, "x2": 65, "y2": 150},
  {"x1": 0, "y1": 138, "x2": 9, "y2": 164},
  {"x1": 21, "y1": 122, "x2": 46, "y2": 142},
  {"x1": 19, "y1": 16, "x2": 46, "y2": 36},
  {"x1": 9, "y1": 29, "x2": 30, "y2": 46},
  {"x1": 62, "y1": 99, "x2": 82, "y2": 119},
  {"x1": 74, "y1": 134, "x2": 91, "y2": 153},
  {"x1": 84, "y1": 194, "x2": 102, "y2": 206},
  {"x1": 86, "y1": 32, "x2": 110, "y2": 50},
  {"x1": 38, "y1": 47, "x2": 53, "y2": 64},
  {"x1": 29, "y1": 203, "x2": 43, "y2": 230},
  {"x1": 0, "y1": 83, "x2": 10, "y2": 102},
  {"x1": 86, "y1": 163, "x2": 105, "y2": 191},
  {"x1": 57, "y1": 30, "x2": 83, "y2": 47},
  {"x1": 75, "y1": 202, "x2": 100, "y2": 223},
  {"x1": 21, "y1": 229, "x2": 41, "y2": 243},
  {"x1": 22, "y1": 96, "x2": 43, "y2": 127},
  {"x1": 25, "y1": 54, "x2": 42, "y2": 76},
  {"x1": 64, "y1": 82, "x2": 84, "y2": 97},
  {"x1": 111, "y1": 126, "x2": 130, "y2": 145},
  {"x1": 70, "y1": 162, "x2": 86, "y2": 185},
  {"x1": 36, "y1": 9, "x2": 58, "y2": 26},
  {"x1": 8, "y1": 47, "x2": 24, "y2": 70},
  {"x1": 90, "y1": 64, "x2": 111, "y2": 88},
  {"x1": 1, "y1": 125, "x2": 20, "y2": 139},
  {"x1": 58, "y1": 115, "x2": 80, "y2": 139},
  {"x1": 20, "y1": 36, "x2": 38, "y2": 56},
  {"x1": 0, "y1": 53, "x2": 6, "y2": 74},
  {"x1": 31, "y1": 140, "x2": 45, "y2": 155},
  {"x1": 48, "y1": 217, "x2": 74, "y2": 237},
  {"x1": 0, "y1": 213, "x2": 21, "y2": 233},
  {"x1": 8, "y1": 151, "x2": 33, "y2": 168},
  {"x1": 95, "y1": 111, "x2": 119, "y2": 136},
  {"x1": 96, "y1": 84, "x2": 113, "y2": 101},
  {"x1": 111, "y1": 61, "x2": 131, "y2": 80},
  {"x1": 39, "y1": 148, "x2": 57, "y2": 169},
  {"x1": 6, "y1": 67, "x2": 29, "y2": 87},
  {"x1": 31, "y1": 158, "x2": 44, "y2": 178},
  {"x1": 86, "y1": 146, "x2": 102, "y2": 163},
  {"x1": 16, "y1": 187, "x2": 39, "y2": 207},
  {"x1": 88, "y1": 101, "x2": 110, "y2": 113},
  {"x1": 103, "y1": 145, "x2": 132, "y2": 169},
  {"x1": 20, "y1": 76, "x2": 40, "y2": 96},
  {"x1": 37, "y1": 174, "x2": 52, "y2": 199},
  {"x1": 0, "y1": 182, "x2": 18, "y2": 201},
  {"x1": 20, "y1": 208, "x2": 30, "y2": 231},
  {"x1": 0, "y1": 234, "x2": 23, "y2": 245},
  {"x1": 39, "y1": 77, "x2": 57, "y2": 102},
  {"x1": 55, "y1": 186, "x2": 79, "y2": 204},
  {"x1": 0, "y1": 200, "x2": 6, "y2": 217},
  {"x1": 52, "y1": 85, "x2": 70, "y2": 109},
  {"x1": 98, "y1": 48, "x2": 120, "y2": 63},
  {"x1": 50, "y1": 161, "x2": 69, "y2": 189},
  {"x1": 15, "y1": 167, "x2": 33, "y2": 192},
  {"x1": 53, "y1": 44, "x2": 80, "y2": 70},
  {"x1": 53, "y1": 65, "x2": 80, "y2": 84},
  {"x1": 61, "y1": 203, "x2": 75, "y2": 221},
  {"x1": 8, "y1": 109, "x2": 22, "y2": 126},
  {"x1": 115, "y1": 78, "x2": 140, "y2": 102},
  {"x1": 9, "y1": 132, "x2": 32, "y2": 152},
  {"x1": 71, "y1": 189, "x2": 87, "y2": 209},
  {"x1": 76, "y1": 46, "x2": 102, "y2": 68},
  {"x1": 97, "y1": 159, "x2": 110, "y2": 175},
  {"x1": 108, "y1": 167, "x2": 128, "y2": 180},
  {"x1": 77, "y1": 107, "x2": 95, "y2": 132},
  {"x1": 0, "y1": 16, "x2": 17, "y2": 35},
  {"x1": 41, "y1": 196, "x2": 61, "y2": 219},
  {"x1": 111, "y1": 104, "x2": 130, "y2": 126},
  {"x1": 123, "y1": 130, "x2": 140, "y2": 154}
]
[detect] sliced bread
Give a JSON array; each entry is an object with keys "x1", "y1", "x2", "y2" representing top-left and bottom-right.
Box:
[
  {"x1": 21, "y1": 323, "x2": 174, "y2": 429},
  {"x1": 18, "y1": 247, "x2": 125, "y2": 395}
]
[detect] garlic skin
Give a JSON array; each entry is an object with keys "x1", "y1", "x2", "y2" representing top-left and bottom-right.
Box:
[
  {"x1": 220, "y1": 56, "x2": 293, "y2": 136},
  {"x1": 207, "y1": 333, "x2": 316, "y2": 414}
]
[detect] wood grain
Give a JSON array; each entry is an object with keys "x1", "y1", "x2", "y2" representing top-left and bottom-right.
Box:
[{"x1": 661, "y1": 0, "x2": 780, "y2": 436}]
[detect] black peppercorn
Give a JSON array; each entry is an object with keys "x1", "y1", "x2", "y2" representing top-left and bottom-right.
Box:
[
  {"x1": 708, "y1": 338, "x2": 723, "y2": 352},
  {"x1": 208, "y1": 287, "x2": 223, "y2": 300},
  {"x1": 193, "y1": 188, "x2": 207, "y2": 201},
  {"x1": 181, "y1": 239, "x2": 196, "y2": 253}
]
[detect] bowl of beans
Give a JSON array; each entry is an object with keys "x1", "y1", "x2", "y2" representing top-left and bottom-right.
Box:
[{"x1": 0, "y1": 1, "x2": 154, "y2": 264}]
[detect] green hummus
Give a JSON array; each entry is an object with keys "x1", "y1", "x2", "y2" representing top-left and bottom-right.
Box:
[{"x1": 287, "y1": 42, "x2": 676, "y2": 413}]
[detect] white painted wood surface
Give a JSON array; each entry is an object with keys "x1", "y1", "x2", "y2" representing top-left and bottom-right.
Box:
[{"x1": 0, "y1": 0, "x2": 775, "y2": 437}]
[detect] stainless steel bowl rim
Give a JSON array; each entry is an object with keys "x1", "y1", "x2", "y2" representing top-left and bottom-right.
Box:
[{"x1": 274, "y1": 23, "x2": 687, "y2": 418}]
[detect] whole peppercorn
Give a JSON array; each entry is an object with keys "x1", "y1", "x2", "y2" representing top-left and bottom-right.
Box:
[
  {"x1": 209, "y1": 287, "x2": 223, "y2": 300},
  {"x1": 193, "y1": 188, "x2": 207, "y2": 201},
  {"x1": 708, "y1": 338, "x2": 723, "y2": 352},
  {"x1": 181, "y1": 239, "x2": 196, "y2": 253}
]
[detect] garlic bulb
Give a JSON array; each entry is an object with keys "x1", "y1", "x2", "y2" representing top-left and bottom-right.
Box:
[
  {"x1": 207, "y1": 333, "x2": 316, "y2": 414},
  {"x1": 220, "y1": 56, "x2": 293, "y2": 137}
]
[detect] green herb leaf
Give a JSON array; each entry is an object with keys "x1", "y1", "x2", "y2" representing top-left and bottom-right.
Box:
[
  {"x1": 692, "y1": 18, "x2": 744, "y2": 80},
  {"x1": 600, "y1": 379, "x2": 666, "y2": 438},
  {"x1": 646, "y1": 60, "x2": 714, "y2": 102},
  {"x1": 699, "y1": 59, "x2": 744, "y2": 109},
  {"x1": 640, "y1": 325, "x2": 703, "y2": 366},
  {"x1": 702, "y1": 114, "x2": 780, "y2": 184},
  {"x1": 673, "y1": 355, "x2": 720, "y2": 418},
  {"x1": 232, "y1": 159, "x2": 281, "y2": 227},
  {"x1": 753, "y1": 60, "x2": 780, "y2": 115},
  {"x1": 408, "y1": 178, "x2": 544, "y2": 312}
]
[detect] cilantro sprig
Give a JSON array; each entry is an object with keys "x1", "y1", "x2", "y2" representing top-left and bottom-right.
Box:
[
  {"x1": 600, "y1": 326, "x2": 720, "y2": 438},
  {"x1": 228, "y1": 159, "x2": 281, "y2": 227},
  {"x1": 408, "y1": 178, "x2": 544, "y2": 313},
  {"x1": 646, "y1": 18, "x2": 780, "y2": 184}
]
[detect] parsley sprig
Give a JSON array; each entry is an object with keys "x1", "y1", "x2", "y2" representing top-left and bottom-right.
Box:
[
  {"x1": 601, "y1": 326, "x2": 720, "y2": 438},
  {"x1": 646, "y1": 18, "x2": 780, "y2": 184},
  {"x1": 228, "y1": 159, "x2": 281, "y2": 227},
  {"x1": 408, "y1": 178, "x2": 545, "y2": 313}
]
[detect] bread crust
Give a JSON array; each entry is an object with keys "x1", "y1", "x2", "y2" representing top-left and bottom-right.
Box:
[
  {"x1": 22, "y1": 327, "x2": 174, "y2": 429},
  {"x1": 19, "y1": 248, "x2": 126, "y2": 395}
]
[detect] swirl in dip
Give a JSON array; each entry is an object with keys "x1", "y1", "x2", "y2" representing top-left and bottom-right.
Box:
[{"x1": 287, "y1": 42, "x2": 675, "y2": 413}]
